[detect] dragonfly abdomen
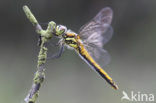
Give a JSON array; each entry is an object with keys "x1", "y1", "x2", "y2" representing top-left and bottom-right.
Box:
[{"x1": 77, "y1": 44, "x2": 118, "y2": 90}]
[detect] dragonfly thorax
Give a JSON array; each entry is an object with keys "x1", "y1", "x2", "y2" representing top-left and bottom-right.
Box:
[{"x1": 62, "y1": 31, "x2": 80, "y2": 49}]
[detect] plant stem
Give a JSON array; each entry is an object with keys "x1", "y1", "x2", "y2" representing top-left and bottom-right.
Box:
[{"x1": 23, "y1": 5, "x2": 55, "y2": 103}]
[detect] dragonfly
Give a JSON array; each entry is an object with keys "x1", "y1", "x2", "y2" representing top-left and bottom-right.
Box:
[{"x1": 51, "y1": 7, "x2": 118, "y2": 90}]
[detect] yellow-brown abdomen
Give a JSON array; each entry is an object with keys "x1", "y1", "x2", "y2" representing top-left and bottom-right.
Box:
[{"x1": 77, "y1": 43, "x2": 118, "y2": 90}]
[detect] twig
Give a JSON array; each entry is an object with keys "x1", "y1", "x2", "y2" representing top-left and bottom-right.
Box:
[{"x1": 23, "y1": 5, "x2": 56, "y2": 103}]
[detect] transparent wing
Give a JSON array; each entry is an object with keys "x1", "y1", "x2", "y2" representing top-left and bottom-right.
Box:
[
  {"x1": 81, "y1": 25, "x2": 113, "y2": 48},
  {"x1": 83, "y1": 40, "x2": 111, "y2": 67},
  {"x1": 79, "y1": 7, "x2": 113, "y2": 46},
  {"x1": 79, "y1": 7, "x2": 113, "y2": 66}
]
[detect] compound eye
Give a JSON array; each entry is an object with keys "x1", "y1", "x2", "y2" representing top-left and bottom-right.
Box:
[{"x1": 55, "y1": 25, "x2": 67, "y2": 36}]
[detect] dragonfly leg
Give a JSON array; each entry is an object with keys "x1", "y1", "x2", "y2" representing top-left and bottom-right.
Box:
[
  {"x1": 47, "y1": 43, "x2": 64, "y2": 59},
  {"x1": 49, "y1": 41, "x2": 60, "y2": 47}
]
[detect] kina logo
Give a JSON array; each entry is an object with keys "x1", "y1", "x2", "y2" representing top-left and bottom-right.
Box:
[{"x1": 121, "y1": 91, "x2": 155, "y2": 102}]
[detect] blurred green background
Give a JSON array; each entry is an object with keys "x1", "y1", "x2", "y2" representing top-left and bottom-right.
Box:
[{"x1": 0, "y1": 0, "x2": 156, "y2": 103}]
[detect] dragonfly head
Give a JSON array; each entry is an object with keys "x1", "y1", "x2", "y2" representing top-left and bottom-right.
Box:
[{"x1": 55, "y1": 25, "x2": 67, "y2": 36}]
